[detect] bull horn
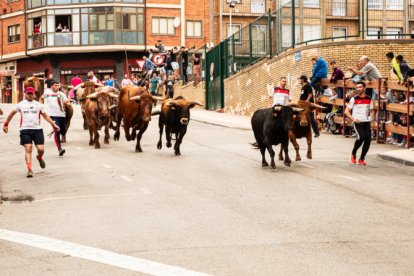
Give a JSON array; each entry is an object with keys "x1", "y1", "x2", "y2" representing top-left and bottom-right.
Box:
[
  {"x1": 130, "y1": 95, "x2": 141, "y2": 101},
  {"x1": 189, "y1": 101, "x2": 203, "y2": 106},
  {"x1": 108, "y1": 87, "x2": 119, "y2": 94},
  {"x1": 86, "y1": 92, "x2": 98, "y2": 99},
  {"x1": 292, "y1": 107, "x2": 305, "y2": 112},
  {"x1": 273, "y1": 106, "x2": 282, "y2": 112},
  {"x1": 37, "y1": 77, "x2": 44, "y2": 80},
  {"x1": 166, "y1": 100, "x2": 177, "y2": 107},
  {"x1": 27, "y1": 77, "x2": 34, "y2": 81},
  {"x1": 109, "y1": 93, "x2": 118, "y2": 98},
  {"x1": 109, "y1": 104, "x2": 117, "y2": 110},
  {"x1": 74, "y1": 83, "x2": 84, "y2": 90},
  {"x1": 94, "y1": 83, "x2": 103, "y2": 87},
  {"x1": 152, "y1": 96, "x2": 165, "y2": 101},
  {"x1": 286, "y1": 103, "x2": 298, "y2": 107},
  {"x1": 310, "y1": 103, "x2": 327, "y2": 109}
]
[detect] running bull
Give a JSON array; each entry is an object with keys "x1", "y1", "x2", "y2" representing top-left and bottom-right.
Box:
[{"x1": 251, "y1": 105, "x2": 303, "y2": 169}]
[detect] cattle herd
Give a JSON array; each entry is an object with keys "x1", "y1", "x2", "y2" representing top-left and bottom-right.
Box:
[
  {"x1": 59, "y1": 81, "x2": 203, "y2": 156},
  {"x1": 17, "y1": 77, "x2": 326, "y2": 163}
]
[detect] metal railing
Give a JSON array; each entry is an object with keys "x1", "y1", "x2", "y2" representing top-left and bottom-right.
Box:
[
  {"x1": 222, "y1": 0, "x2": 275, "y2": 15},
  {"x1": 325, "y1": 1, "x2": 359, "y2": 17}
]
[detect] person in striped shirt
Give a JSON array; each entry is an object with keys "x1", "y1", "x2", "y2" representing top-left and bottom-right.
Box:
[
  {"x1": 269, "y1": 77, "x2": 291, "y2": 106},
  {"x1": 40, "y1": 81, "x2": 70, "y2": 156},
  {"x1": 345, "y1": 82, "x2": 375, "y2": 165},
  {"x1": 3, "y1": 87, "x2": 60, "y2": 177}
]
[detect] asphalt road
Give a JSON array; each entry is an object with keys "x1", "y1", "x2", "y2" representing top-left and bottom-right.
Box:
[{"x1": 1, "y1": 103, "x2": 414, "y2": 275}]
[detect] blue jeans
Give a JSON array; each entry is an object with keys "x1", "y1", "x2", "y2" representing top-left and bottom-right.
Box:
[{"x1": 311, "y1": 77, "x2": 323, "y2": 94}]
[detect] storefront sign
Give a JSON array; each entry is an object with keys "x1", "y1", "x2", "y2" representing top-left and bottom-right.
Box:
[{"x1": 61, "y1": 67, "x2": 114, "y2": 75}]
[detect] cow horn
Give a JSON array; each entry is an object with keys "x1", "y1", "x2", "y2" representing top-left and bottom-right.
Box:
[
  {"x1": 37, "y1": 77, "x2": 44, "y2": 80},
  {"x1": 27, "y1": 77, "x2": 34, "y2": 81},
  {"x1": 109, "y1": 93, "x2": 118, "y2": 98},
  {"x1": 166, "y1": 100, "x2": 177, "y2": 107},
  {"x1": 94, "y1": 83, "x2": 103, "y2": 87},
  {"x1": 109, "y1": 104, "x2": 117, "y2": 110},
  {"x1": 86, "y1": 92, "x2": 98, "y2": 99},
  {"x1": 292, "y1": 107, "x2": 305, "y2": 112},
  {"x1": 130, "y1": 95, "x2": 141, "y2": 101},
  {"x1": 189, "y1": 100, "x2": 203, "y2": 106},
  {"x1": 152, "y1": 96, "x2": 165, "y2": 101},
  {"x1": 310, "y1": 103, "x2": 327, "y2": 109},
  {"x1": 273, "y1": 106, "x2": 282, "y2": 112},
  {"x1": 286, "y1": 103, "x2": 298, "y2": 107},
  {"x1": 74, "y1": 83, "x2": 84, "y2": 90},
  {"x1": 108, "y1": 87, "x2": 119, "y2": 94}
]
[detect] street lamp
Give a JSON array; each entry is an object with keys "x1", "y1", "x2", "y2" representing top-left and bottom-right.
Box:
[{"x1": 229, "y1": 0, "x2": 237, "y2": 41}]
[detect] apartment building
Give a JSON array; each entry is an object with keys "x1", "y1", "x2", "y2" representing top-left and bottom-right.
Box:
[{"x1": 0, "y1": 0, "x2": 211, "y2": 102}]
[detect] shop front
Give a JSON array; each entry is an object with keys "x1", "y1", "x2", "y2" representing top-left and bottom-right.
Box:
[
  {"x1": 0, "y1": 61, "x2": 17, "y2": 103},
  {"x1": 60, "y1": 67, "x2": 115, "y2": 85}
]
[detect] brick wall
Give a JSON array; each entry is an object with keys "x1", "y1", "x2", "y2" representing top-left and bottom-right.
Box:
[
  {"x1": 1, "y1": 14, "x2": 25, "y2": 56},
  {"x1": 224, "y1": 40, "x2": 414, "y2": 116}
]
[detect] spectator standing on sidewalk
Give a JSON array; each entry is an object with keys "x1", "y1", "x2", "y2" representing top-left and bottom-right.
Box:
[
  {"x1": 299, "y1": 75, "x2": 320, "y2": 137},
  {"x1": 329, "y1": 61, "x2": 345, "y2": 99},
  {"x1": 347, "y1": 56, "x2": 382, "y2": 98},
  {"x1": 2, "y1": 87, "x2": 60, "y2": 177},
  {"x1": 345, "y1": 82, "x2": 375, "y2": 165},
  {"x1": 269, "y1": 77, "x2": 291, "y2": 106},
  {"x1": 40, "y1": 80, "x2": 70, "y2": 157},
  {"x1": 180, "y1": 46, "x2": 189, "y2": 85},
  {"x1": 193, "y1": 49, "x2": 201, "y2": 85},
  {"x1": 121, "y1": 74, "x2": 132, "y2": 87},
  {"x1": 164, "y1": 75, "x2": 176, "y2": 99},
  {"x1": 310, "y1": 53, "x2": 328, "y2": 96}
]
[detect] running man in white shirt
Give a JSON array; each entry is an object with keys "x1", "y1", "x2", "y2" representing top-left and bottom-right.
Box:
[
  {"x1": 3, "y1": 87, "x2": 60, "y2": 177},
  {"x1": 345, "y1": 82, "x2": 375, "y2": 165},
  {"x1": 40, "y1": 80, "x2": 70, "y2": 156},
  {"x1": 269, "y1": 77, "x2": 292, "y2": 106}
]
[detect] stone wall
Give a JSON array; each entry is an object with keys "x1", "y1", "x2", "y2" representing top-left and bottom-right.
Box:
[{"x1": 224, "y1": 39, "x2": 414, "y2": 116}]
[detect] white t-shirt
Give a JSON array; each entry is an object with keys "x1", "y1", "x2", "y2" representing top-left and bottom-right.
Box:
[
  {"x1": 42, "y1": 89, "x2": 68, "y2": 117},
  {"x1": 348, "y1": 95, "x2": 374, "y2": 122},
  {"x1": 14, "y1": 100, "x2": 44, "y2": 130},
  {"x1": 270, "y1": 86, "x2": 291, "y2": 106}
]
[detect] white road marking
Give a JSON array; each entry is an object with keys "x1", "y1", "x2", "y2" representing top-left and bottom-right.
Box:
[
  {"x1": 140, "y1": 188, "x2": 153, "y2": 194},
  {"x1": 340, "y1": 175, "x2": 360, "y2": 182},
  {"x1": 34, "y1": 193, "x2": 139, "y2": 203},
  {"x1": 121, "y1": 176, "x2": 133, "y2": 182},
  {"x1": 297, "y1": 163, "x2": 314, "y2": 169},
  {"x1": 103, "y1": 164, "x2": 112, "y2": 169},
  {"x1": 0, "y1": 229, "x2": 210, "y2": 276}
]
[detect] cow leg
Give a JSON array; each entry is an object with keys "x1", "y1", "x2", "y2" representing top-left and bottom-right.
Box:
[
  {"x1": 283, "y1": 141, "x2": 292, "y2": 167},
  {"x1": 260, "y1": 145, "x2": 269, "y2": 167},
  {"x1": 61, "y1": 135, "x2": 66, "y2": 143},
  {"x1": 104, "y1": 123, "x2": 110, "y2": 144},
  {"x1": 135, "y1": 124, "x2": 149, "y2": 153},
  {"x1": 114, "y1": 113, "x2": 123, "y2": 141},
  {"x1": 88, "y1": 124, "x2": 94, "y2": 146},
  {"x1": 94, "y1": 128, "x2": 101, "y2": 149},
  {"x1": 174, "y1": 128, "x2": 187, "y2": 156},
  {"x1": 166, "y1": 128, "x2": 172, "y2": 148},
  {"x1": 82, "y1": 112, "x2": 88, "y2": 130},
  {"x1": 157, "y1": 121, "x2": 164, "y2": 150},
  {"x1": 278, "y1": 146, "x2": 284, "y2": 161},
  {"x1": 131, "y1": 128, "x2": 137, "y2": 141},
  {"x1": 123, "y1": 121, "x2": 132, "y2": 141},
  {"x1": 264, "y1": 141, "x2": 276, "y2": 169},
  {"x1": 289, "y1": 135, "x2": 301, "y2": 161},
  {"x1": 306, "y1": 132, "x2": 313, "y2": 159}
]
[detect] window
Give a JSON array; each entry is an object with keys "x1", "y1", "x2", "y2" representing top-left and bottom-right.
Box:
[
  {"x1": 251, "y1": 0, "x2": 265, "y2": 13},
  {"x1": 387, "y1": 27, "x2": 403, "y2": 39},
  {"x1": 367, "y1": 27, "x2": 382, "y2": 39},
  {"x1": 251, "y1": 24, "x2": 266, "y2": 54},
  {"x1": 332, "y1": 0, "x2": 346, "y2": 16},
  {"x1": 186, "y1": 21, "x2": 202, "y2": 37},
  {"x1": 282, "y1": 25, "x2": 300, "y2": 47},
  {"x1": 115, "y1": 8, "x2": 144, "y2": 44},
  {"x1": 386, "y1": 0, "x2": 403, "y2": 10},
  {"x1": 279, "y1": 0, "x2": 319, "y2": 7},
  {"x1": 227, "y1": 23, "x2": 241, "y2": 43},
  {"x1": 368, "y1": 0, "x2": 383, "y2": 9},
  {"x1": 8, "y1": 25, "x2": 20, "y2": 43},
  {"x1": 55, "y1": 15, "x2": 71, "y2": 32},
  {"x1": 152, "y1": 17, "x2": 175, "y2": 35},
  {"x1": 303, "y1": 25, "x2": 321, "y2": 43},
  {"x1": 333, "y1": 27, "x2": 347, "y2": 40}
]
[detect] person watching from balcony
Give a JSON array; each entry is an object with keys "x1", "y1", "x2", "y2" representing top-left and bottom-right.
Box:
[
  {"x1": 62, "y1": 25, "x2": 70, "y2": 33},
  {"x1": 56, "y1": 23, "x2": 63, "y2": 32},
  {"x1": 310, "y1": 53, "x2": 328, "y2": 97},
  {"x1": 121, "y1": 74, "x2": 132, "y2": 87},
  {"x1": 386, "y1": 52, "x2": 403, "y2": 82},
  {"x1": 33, "y1": 23, "x2": 40, "y2": 35},
  {"x1": 329, "y1": 61, "x2": 345, "y2": 99}
]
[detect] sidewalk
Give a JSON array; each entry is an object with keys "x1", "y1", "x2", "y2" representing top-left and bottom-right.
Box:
[{"x1": 191, "y1": 108, "x2": 414, "y2": 167}]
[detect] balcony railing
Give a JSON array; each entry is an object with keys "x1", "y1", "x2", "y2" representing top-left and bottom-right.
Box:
[
  {"x1": 222, "y1": 0, "x2": 275, "y2": 15},
  {"x1": 28, "y1": 34, "x2": 46, "y2": 50},
  {"x1": 325, "y1": 1, "x2": 359, "y2": 17}
]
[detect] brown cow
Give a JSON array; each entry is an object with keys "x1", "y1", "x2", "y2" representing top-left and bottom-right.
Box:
[
  {"x1": 75, "y1": 81, "x2": 102, "y2": 130},
  {"x1": 23, "y1": 76, "x2": 44, "y2": 100},
  {"x1": 279, "y1": 101, "x2": 326, "y2": 161},
  {"x1": 114, "y1": 86, "x2": 163, "y2": 152},
  {"x1": 156, "y1": 96, "x2": 203, "y2": 156},
  {"x1": 84, "y1": 92, "x2": 118, "y2": 149}
]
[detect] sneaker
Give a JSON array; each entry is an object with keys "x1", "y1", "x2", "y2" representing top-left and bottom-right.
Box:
[
  {"x1": 350, "y1": 154, "x2": 356, "y2": 164},
  {"x1": 59, "y1": 149, "x2": 66, "y2": 157},
  {"x1": 27, "y1": 170, "x2": 33, "y2": 178},
  {"x1": 358, "y1": 159, "x2": 366, "y2": 165},
  {"x1": 386, "y1": 137, "x2": 394, "y2": 143},
  {"x1": 37, "y1": 155, "x2": 46, "y2": 169},
  {"x1": 397, "y1": 141, "x2": 406, "y2": 147},
  {"x1": 314, "y1": 133, "x2": 320, "y2": 138}
]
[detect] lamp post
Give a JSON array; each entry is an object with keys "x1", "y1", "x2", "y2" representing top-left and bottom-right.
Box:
[{"x1": 229, "y1": 0, "x2": 237, "y2": 41}]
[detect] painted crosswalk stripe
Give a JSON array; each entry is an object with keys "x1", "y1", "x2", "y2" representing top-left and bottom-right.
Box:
[{"x1": 0, "y1": 229, "x2": 210, "y2": 276}]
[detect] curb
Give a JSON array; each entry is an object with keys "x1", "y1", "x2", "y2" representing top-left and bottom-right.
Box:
[{"x1": 378, "y1": 154, "x2": 414, "y2": 166}]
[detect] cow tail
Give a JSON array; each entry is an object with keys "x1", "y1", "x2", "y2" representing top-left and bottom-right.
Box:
[{"x1": 250, "y1": 142, "x2": 260, "y2": 149}]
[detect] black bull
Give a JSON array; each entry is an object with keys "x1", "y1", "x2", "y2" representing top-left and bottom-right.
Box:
[{"x1": 251, "y1": 105, "x2": 304, "y2": 169}]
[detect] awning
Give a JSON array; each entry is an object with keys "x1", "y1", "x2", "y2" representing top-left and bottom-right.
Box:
[{"x1": 60, "y1": 67, "x2": 114, "y2": 75}]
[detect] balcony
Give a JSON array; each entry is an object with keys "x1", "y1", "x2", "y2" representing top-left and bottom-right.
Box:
[
  {"x1": 409, "y1": 5, "x2": 414, "y2": 20},
  {"x1": 325, "y1": 1, "x2": 359, "y2": 18},
  {"x1": 222, "y1": 0, "x2": 275, "y2": 16}
]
